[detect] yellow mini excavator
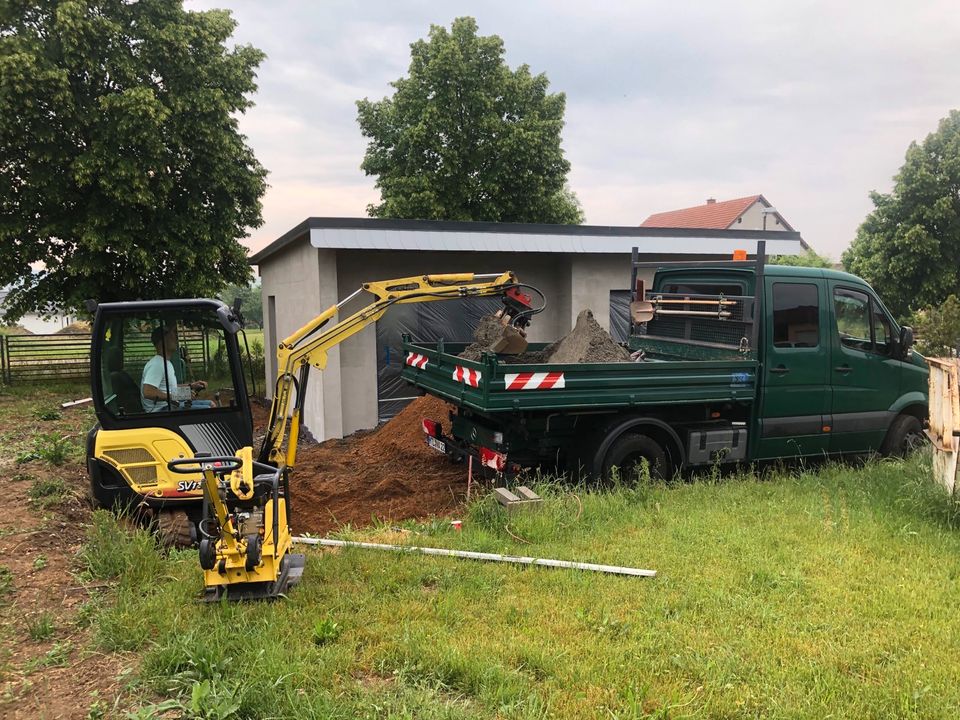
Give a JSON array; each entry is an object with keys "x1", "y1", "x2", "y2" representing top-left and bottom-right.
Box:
[{"x1": 86, "y1": 272, "x2": 541, "y2": 600}]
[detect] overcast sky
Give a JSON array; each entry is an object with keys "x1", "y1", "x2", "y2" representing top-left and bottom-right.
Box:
[{"x1": 187, "y1": 0, "x2": 960, "y2": 261}]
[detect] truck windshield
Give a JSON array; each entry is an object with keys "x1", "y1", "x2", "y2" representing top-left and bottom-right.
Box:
[{"x1": 97, "y1": 310, "x2": 240, "y2": 417}]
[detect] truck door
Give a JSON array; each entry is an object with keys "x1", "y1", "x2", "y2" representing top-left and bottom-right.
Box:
[
  {"x1": 756, "y1": 278, "x2": 831, "y2": 459},
  {"x1": 828, "y1": 284, "x2": 901, "y2": 453}
]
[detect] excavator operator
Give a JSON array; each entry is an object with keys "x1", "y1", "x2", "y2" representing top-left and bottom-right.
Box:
[{"x1": 141, "y1": 325, "x2": 215, "y2": 411}]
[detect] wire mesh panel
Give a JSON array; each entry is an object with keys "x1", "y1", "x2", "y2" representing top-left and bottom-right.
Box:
[{"x1": 638, "y1": 293, "x2": 756, "y2": 351}]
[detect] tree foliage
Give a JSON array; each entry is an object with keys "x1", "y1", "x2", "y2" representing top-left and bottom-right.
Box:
[
  {"x1": 357, "y1": 17, "x2": 583, "y2": 224},
  {"x1": 769, "y1": 249, "x2": 833, "y2": 268},
  {"x1": 219, "y1": 281, "x2": 262, "y2": 327},
  {"x1": 842, "y1": 110, "x2": 960, "y2": 319},
  {"x1": 912, "y1": 295, "x2": 960, "y2": 357},
  {"x1": 0, "y1": 0, "x2": 267, "y2": 321}
]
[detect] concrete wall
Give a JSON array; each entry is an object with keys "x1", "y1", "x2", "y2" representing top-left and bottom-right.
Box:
[{"x1": 259, "y1": 241, "x2": 343, "y2": 441}]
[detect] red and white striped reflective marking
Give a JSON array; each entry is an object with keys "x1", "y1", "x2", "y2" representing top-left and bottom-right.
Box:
[
  {"x1": 504, "y1": 372, "x2": 566, "y2": 390},
  {"x1": 480, "y1": 446, "x2": 506, "y2": 472},
  {"x1": 452, "y1": 365, "x2": 482, "y2": 387},
  {"x1": 405, "y1": 352, "x2": 429, "y2": 369}
]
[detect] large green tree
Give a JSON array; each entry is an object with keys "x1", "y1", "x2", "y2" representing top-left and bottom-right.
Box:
[
  {"x1": 0, "y1": 0, "x2": 267, "y2": 321},
  {"x1": 843, "y1": 110, "x2": 960, "y2": 318},
  {"x1": 357, "y1": 17, "x2": 583, "y2": 224}
]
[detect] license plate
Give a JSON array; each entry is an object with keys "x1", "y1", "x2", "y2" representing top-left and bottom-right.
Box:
[{"x1": 426, "y1": 436, "x2": 446, "y2": 454}]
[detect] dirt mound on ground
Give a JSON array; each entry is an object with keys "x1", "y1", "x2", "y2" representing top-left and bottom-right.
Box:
[
  {"x1": 459, "y1": 309, "x2": 629, "y2": 364},
  {"x1": 286, "y1": 395, "x2": 466, "y2": 535}
]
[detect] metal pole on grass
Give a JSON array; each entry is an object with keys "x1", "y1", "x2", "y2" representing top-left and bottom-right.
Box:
[{"x1": 293, "y1": 536, "x2": 656, "y2": 578}]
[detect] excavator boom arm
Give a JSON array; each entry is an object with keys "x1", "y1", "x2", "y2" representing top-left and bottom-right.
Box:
[{"x1": 259, "y1": 271, "x2": 531, "y2": 467}]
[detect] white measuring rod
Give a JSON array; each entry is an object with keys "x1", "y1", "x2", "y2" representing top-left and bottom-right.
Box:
[{"x1": 292, "y1": 537, "x2": 656, "y2": 578}]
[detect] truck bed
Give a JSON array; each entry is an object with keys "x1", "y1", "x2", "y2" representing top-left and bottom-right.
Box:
[{"x1": 400, "y1": 338, "x2": 758, "y2": 413}]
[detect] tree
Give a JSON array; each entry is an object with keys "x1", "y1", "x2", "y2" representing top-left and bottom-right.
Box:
[
  {"x1": 356, "y1": 17, "x2": 583, "y2": 224},
  {"x1": 0, "y1": 0, "x2": 267, "y2": 322},
  {"x1": 842, "y1": 110, "x2": 960, "y2": 319},
  {"x1": 769, "y1": 249, "x2": 833, "y2": 268},
  {"x1": 219, "y1": 281, "x2": 262, "y2": 327}
]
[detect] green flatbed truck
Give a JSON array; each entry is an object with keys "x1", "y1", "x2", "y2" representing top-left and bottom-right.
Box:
[{"x1": 401, "y1": 243, "x2": 929, "y2": 480}]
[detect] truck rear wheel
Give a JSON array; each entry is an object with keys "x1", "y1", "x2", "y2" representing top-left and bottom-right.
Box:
[{"x1": 602, "y1": 433, "x2": 669, "y2": 483}]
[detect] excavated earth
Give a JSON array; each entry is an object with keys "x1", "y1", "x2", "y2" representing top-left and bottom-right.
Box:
[
  {"x1": 459, "y1": 308, "x2": 630, "y2": 364},
  {"x1": 258, "y1": 396, "x2": 468, "y2": 536}
]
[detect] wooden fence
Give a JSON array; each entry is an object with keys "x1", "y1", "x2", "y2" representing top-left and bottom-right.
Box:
[{"x1": 0, "y1": 331, "x2": 210, "y2": 384}]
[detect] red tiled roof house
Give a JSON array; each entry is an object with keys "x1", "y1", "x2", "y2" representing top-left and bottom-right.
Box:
[{"x1": 641, "y1": 195, "x2": 793, "y2": 232}]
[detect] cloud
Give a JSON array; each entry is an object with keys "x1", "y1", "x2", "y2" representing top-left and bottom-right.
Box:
[{"x1": 189, "y1": 0, "x2": 960, "y2": 258}]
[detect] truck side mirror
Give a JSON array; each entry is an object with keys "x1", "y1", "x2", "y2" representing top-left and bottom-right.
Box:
[{"x1": 899, "y1": 326, "x2": 914, "y2": 358}]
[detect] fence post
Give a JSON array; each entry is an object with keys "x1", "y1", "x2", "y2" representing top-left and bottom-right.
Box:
[{"x1": 0, "y1": 335, "x2": 7, "y2": 384}]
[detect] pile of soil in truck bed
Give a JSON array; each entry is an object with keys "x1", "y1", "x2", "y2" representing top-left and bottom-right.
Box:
[
  {"x1": 279, "y1": 395, "x2": 467, "y2": 535},
  {"x1": 460, "y1": 308, "x2": 630, "y2": 363}
]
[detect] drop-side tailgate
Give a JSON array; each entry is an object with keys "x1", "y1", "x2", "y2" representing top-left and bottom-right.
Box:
[{"x1": 400, "y1": 339, "x2": 757, "y2": 413}]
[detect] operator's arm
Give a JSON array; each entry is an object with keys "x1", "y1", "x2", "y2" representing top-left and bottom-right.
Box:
[{"x1": 142, "y1": 384, "x2": 167, "y2": 401}]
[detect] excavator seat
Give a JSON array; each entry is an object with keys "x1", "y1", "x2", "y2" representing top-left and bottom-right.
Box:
[{"x1": 106, "y1": 348, "x2": 144, "y2": 415}]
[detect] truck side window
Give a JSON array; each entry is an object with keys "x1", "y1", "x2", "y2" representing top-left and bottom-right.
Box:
[
  {"x1": 772, "y1": 283, "x2": 819, "y2": 348},
  {"x1": 872, "y1": 304, "x2": 893, "y2": 356},
  {"x1": 833, "y1": 288, "x2": 872, "y2": 352}
]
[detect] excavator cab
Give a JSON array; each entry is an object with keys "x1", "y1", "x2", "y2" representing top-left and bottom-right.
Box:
[{"x1": 86, "y1": 299, "x2": 256, "y2": 544}]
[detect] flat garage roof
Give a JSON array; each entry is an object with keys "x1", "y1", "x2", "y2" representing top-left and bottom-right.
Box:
[{"x1": 250, "y1": 217, "x2": 808, "y2": 264}]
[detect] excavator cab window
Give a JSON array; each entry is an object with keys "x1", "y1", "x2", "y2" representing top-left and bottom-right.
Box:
[{"x1": 96, "y1": 309, "x2": 241, "y2": 418}]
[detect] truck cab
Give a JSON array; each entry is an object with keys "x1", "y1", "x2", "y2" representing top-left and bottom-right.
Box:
[{"x1": 644, "y1": 264, "x2": 928, "y2": 461}]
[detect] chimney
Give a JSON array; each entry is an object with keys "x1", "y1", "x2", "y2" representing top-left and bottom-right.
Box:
[{"x1": 706, "y1": 198, "x2": 716, "y2": 204}]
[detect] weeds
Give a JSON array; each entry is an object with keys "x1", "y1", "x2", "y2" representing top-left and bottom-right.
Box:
[
  {"x1": 33, "y1": 432, "x2": 75, "y2": 465},
  {"x1": 0, "y1": 566, "x2": 12, "y2": 597},
  {"x1": 18, "y1": 432, "x2": 76, "y2": 466},
  {"x1": 26, "y1": 613, "x2": 55, "y2": 642},
  {"x1": 78, "y1": 510, "x2": 164, "y2": 587},
  {"x1": 27, "y1": 476, "x2": 71, "y2": 508},
  {"x1": 32, "y1": 554, "x2": 47, "y2": 571},
  {"x1": 34, "y1": 407, "x2": 62, "y2": 421},
  {"x1": 74, "y1": 593, "x2": 104, "y2": 629},
  {"x1": 312, "y1": 617, "x2": 342, "y2": 646},
  {"x1": 23, "y1": 641, "x2": 71, "y2": 672}
]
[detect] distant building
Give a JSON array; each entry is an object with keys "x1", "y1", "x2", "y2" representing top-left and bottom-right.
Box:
[
  {"x1": 0, "y1": 288, "x2": 75, "y2": 334},
  {"x1": 641, "y1": 195, "x2": 794, "y2": 232}
]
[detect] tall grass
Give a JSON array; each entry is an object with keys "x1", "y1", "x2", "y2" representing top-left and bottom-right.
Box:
[{"x1": 86, "y1": 456, "x2": 960, "y2": 719}]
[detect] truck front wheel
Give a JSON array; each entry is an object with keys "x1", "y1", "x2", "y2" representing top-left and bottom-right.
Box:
[
  {"x1": 602, "y1": 433, "x2": 669, "y2": 483},
  {"x1": 880, "y1": 414, "x2": 925, "y2": 457}
]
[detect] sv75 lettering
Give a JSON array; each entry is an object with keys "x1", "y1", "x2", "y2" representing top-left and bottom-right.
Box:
[{"x1": 176, "y1": 480, "x2": 203, "y2": 492}]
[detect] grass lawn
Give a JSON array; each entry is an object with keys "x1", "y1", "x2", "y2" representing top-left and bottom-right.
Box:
[{"x1": 82, "y1": 454, "x2": 960, "y2": 719}]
